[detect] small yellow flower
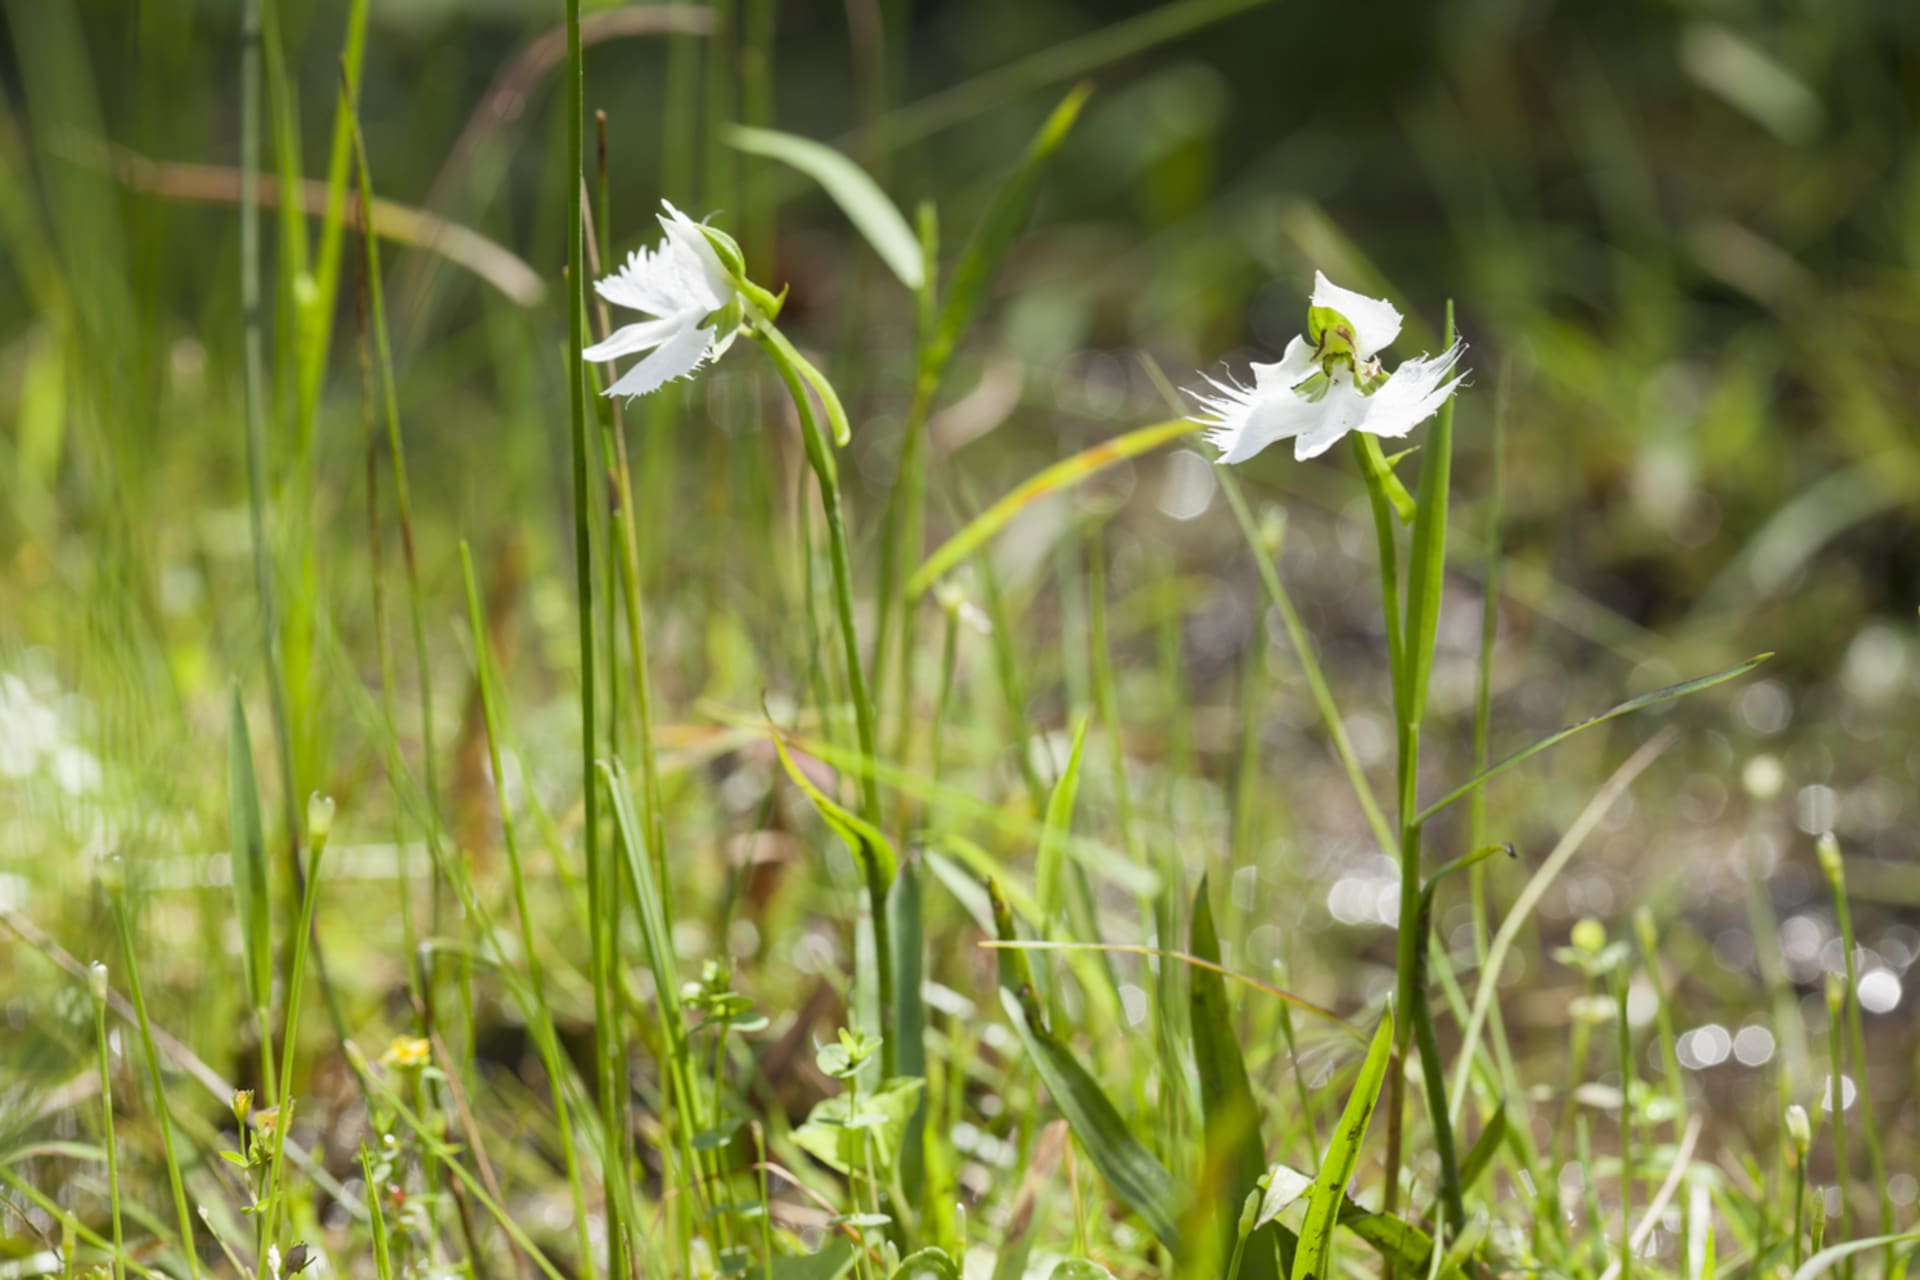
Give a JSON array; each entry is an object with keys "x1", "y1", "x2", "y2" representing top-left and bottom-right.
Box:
[
  {"x1": 380, "y1": 1035, "x2": 432, "y2": 1070},
  {"x1": 253, "y1": 1106, "x2": 282, "y2": 1135}
]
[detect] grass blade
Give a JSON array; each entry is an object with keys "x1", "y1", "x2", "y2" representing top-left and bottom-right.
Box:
[
  {"x1": 1190, "y1": 877, "x2": 1277, "y2": 1280},
  {"x1": 1413, "y1": 654, "x2": 1770, "y2": 827},
  {"x1": 908, "y1": 419, "x2": 1194, "y2": 597},
  {"x1": 225, "y1": 690, "x2": 272, "y2": 1034},
  {"x1": 1034, "y1": 719, "x2": 1089, "y2": 922},
  {"x1": 724, "y1": 124, "x2": 922, "y2": 288},
  {"x1": 1291, "y1": 1011, "x2": 1394, "y2": 1280}
]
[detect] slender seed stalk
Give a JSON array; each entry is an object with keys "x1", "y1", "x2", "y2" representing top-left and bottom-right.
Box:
[
  {"x1": 1819, "y1": 835, "x2": 1894, "y2": 1271},
  {"x1": 1825, "y1": 974, "x2": 1851, "y2": 1273},
  {"x1": 1617, "y1": 966, "x2": 1634, "y2": 1280}
]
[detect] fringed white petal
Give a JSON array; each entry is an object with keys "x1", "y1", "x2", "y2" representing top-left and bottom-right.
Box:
[
  {"x1": 1192, "y1": 370, "x2": 1337, "y2": 465},
  {"x1": 602, "y1": 319, "x2": 716, "y2": 399},
  {"x1": 582, "y1": 315, "x2": 686, "y2": 363},
  {"x1": 1356, "y1": 339, "x2": 1467, "y2": 440}
]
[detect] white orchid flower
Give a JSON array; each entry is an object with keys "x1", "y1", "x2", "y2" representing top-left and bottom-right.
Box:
[
  {"x1": 583, "y1": 200, "x2": 742, "y2": 399},
  {"x1": 1194, "y1": 272, "x2": 1467, "y2": 464}
]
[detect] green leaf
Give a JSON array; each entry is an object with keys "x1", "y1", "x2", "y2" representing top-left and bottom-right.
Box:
[
  {"x1": 755, "y1": 319, "x2": 854, "y2": 448},
  {"x1": 890, "y1": 1249, "x2": 962, "y2": 1280},
  {"x1": 758, "y1": 1239, "x2": 856, "y2": 1280},
  {"x1": 1191, "y1": 877, "x2": 1276, "y2": 1280},
  {"x1": 1413, "y1": 653, "x2": 1771, "y2": 826},
  {"x1": 724, "y1": 125, "x2": 923, "y2": 289},
  {"x1": 226, "y1": 688, "x2": 271, "y2": 1015},
  {"x1": 1035, "y1": 719, "x2": 1089, "y2": 922},
  {"x1": 991, "y1": 900, "x2": 1183, "y2": 1254},
  {"x1": 924, "y1": 84, "x2": 1090, "y2": 385},
  {"x1": 1337, "y1": 1205, "x2": 1438, "y2": 1275},
  {"x1": 1291, "y1": 1011, "x2": 1393, "y2": 1280},
  {"x1": 793, "y1": 1077, "x2": 925, "y2": 1176},
  {"x1": 1457, "y1": 1102, "x2": 1509, "y2": 1194},
  {"x1": 1790, "y1": 1233, "x2": 1920, "y2": 1280},
  {"x1": 598, "y1": 759, "x2": 685, "y2": 1032},
  {"x1": 769, "y1": 729, "x2": 898, "y2": 890},
  {"x1": 889, "y1": 864, "x2": 929, "y2": 1199},
  {"x1": 995, "y1": 987, "x2": 1182, "y2": 1253}
]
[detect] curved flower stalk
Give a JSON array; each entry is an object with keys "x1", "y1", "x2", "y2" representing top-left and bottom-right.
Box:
[{"x1": 1194, "y1": 272, "x2": 1467, "y2": 463}]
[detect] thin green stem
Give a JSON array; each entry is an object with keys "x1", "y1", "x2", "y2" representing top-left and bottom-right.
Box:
[
  {"x1": 91, "y1": 973, "x2": 125, "y2": 1280},
  {"x1": 107, "y1": 897, "x2": 198, "y2": 1280},
  {"x1": 752, "y1": 317, "x2": 894, "y2": 1077}
]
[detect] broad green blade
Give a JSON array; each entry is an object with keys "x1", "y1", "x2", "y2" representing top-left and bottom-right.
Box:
[
  {"x1": 724, "y1": 125, "x2": 923, "y2": 289},
  {"x1": 1291, "y1": 1012, "x2": 1394, "y2": 1280},
  {"x1": 990, "y1": 884, "x2": 1184, "y2": 1254},
  {"x1": 1190, "y1": 877, "x2": 1277, "y2": 1280}
]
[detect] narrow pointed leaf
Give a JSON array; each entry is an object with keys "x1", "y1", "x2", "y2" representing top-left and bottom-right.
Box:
[
  {"x1": 226, "y1": 689, "x2": 271, "y2": 1015},
  {"x1": 1035, "y1": 719, "x2": 1089, "y2": 922},
  {"x1": 1291, "y1": 1012, "x2": 1393, "y2": 1280},
  {"x1": 769, "y1": 729, "x2": 898, "y2": 888},
  {"x1": 990, "y1": 893, "x2": 1183, "y2": 1254},
  {"x1": 1191, "y1": 877, "x2": 1277, "y2": 1280},
  {"x1": 724, "y1": 125, "x2": 922, "y2": 289}
]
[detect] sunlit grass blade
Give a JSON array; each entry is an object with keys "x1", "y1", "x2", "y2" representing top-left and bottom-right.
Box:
[
  {"x1": 908, "y1": 419, "x2": 1193, "y2": 597},
  {"x1": 1413, "y1": 654, "x2": 1771, "y2": 827},
  {"x1": 723, "y1": 125, "x2": 922, "y2": 288},
  {"x1": 1291, "y1": 1011, "x2": 1393, "y2": 1280}
]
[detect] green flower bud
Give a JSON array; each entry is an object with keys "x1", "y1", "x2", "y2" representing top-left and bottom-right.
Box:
[
  {"x1": 1571, "y1": 918, "x2": 1608, "y2": 955},
  {"x1": 1816, "y1": 832, "x2": 1843, "y2": 882},
  {"x1": 1785, "y1": 1103, "x2": 1811, "y2": 1153},
  {"x1": 307, "y1": 793, "x2": 335, "y2": 847},
  {"x1": 87, "y1": 961, "x2": 109, "y2": 1003}
]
